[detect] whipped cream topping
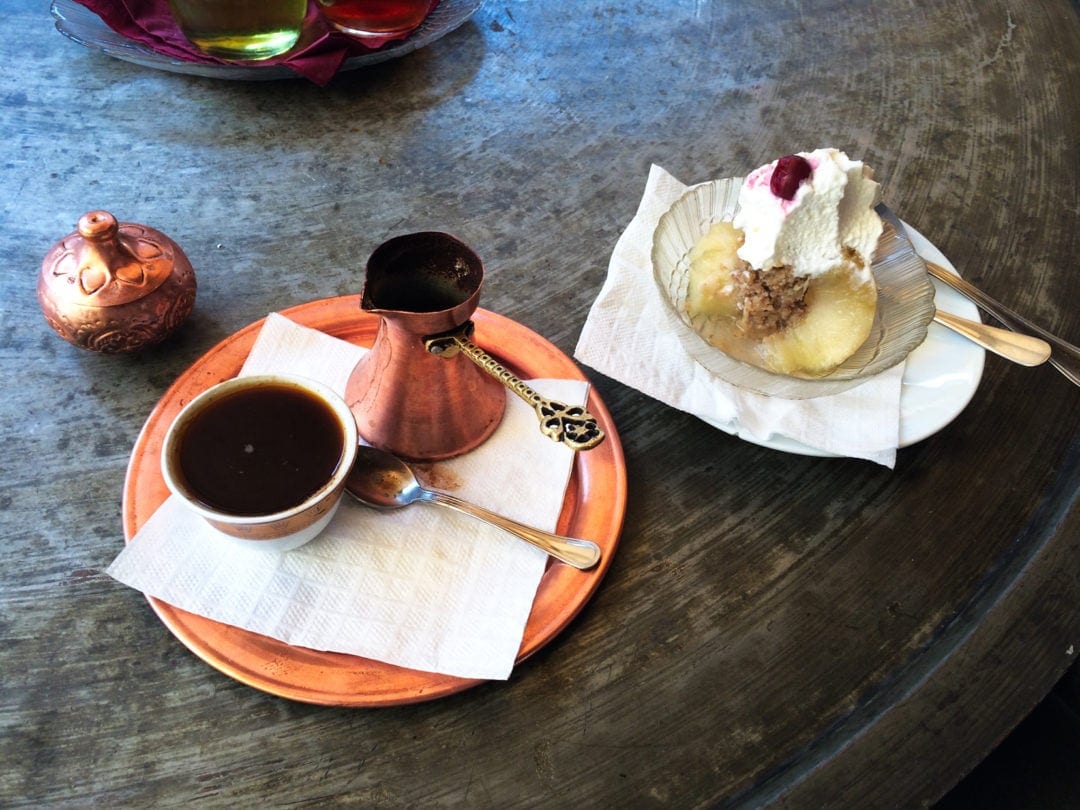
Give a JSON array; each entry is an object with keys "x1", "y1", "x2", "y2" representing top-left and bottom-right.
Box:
[{"x1": 732, "y1": 148, "x2": 883, "y2": 281}]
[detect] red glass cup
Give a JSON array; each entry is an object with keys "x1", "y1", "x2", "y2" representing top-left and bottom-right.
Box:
[{"x1": 316, "y1": 0, "x2": 432, "y2": 40}]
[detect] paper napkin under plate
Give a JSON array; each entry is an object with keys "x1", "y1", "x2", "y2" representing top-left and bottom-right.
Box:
[
  {"x1": 574, "y1": 164, "x2": 904, "y2": 468},
  {"x1": 108, "y1": 313, "x2": 588, "y2": 680}
]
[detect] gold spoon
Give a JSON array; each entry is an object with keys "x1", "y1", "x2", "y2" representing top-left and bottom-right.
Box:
[
  {"x1": 933, "y1": 309, "x2": 1050, "y2": 366},
  {"x1": 425, "y1": 325, "x2": 605, "y2": 451},
  {"x1": 926, "y1": 260, "x2": 1077, "y2": 384},
  {"x1": 876, "y1": 205, "x2": 1053, "y2": 371}
]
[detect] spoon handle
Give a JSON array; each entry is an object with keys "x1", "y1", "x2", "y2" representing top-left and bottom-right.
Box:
[
  {"x1": 926, "y1": 261, "x2": 1080, "y2": 386},
  {"x1": 933, "y1": 310, "x2": 1051, "y2": 366},
  {"x1": 426, "y1": 331, "x2": 606, "y2": 451},
  {"x1": 421, "y1": 489, "x2": 601, "y2": 570}
]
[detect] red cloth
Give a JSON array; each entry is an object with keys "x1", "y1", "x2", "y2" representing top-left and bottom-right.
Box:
[{"x1": 73, "y1": 0, "x2": 438, "y2": 86}]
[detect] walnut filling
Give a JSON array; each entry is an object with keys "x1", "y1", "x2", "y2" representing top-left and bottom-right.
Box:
[
  {"x1": 732, "y1": 248, "x2": 867, "y2": 337},
  {"x1": 733, "y1": 263, "x2": 810, "y2": 336},
  {"x1": 683, "y1": 218, "x2": 878, "y2": 377}
]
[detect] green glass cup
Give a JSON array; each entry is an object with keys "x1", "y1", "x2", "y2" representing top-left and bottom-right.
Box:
[{"x1": 167, "y1": 0, "x2": 308, "y2": 61}]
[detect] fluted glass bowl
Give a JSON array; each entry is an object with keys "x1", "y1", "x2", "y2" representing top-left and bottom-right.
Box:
[{"x1": 651, "y1": 178, "x2": 936, "y2": 399}]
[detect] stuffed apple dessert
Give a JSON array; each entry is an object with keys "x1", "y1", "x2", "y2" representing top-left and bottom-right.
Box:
[{"x1": 685, "y1": 148, "x2": 883, "y2": 378}]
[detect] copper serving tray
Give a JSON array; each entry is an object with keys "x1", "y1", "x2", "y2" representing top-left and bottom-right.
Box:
[{"x1": 121, "y1": 296, "x2": 627, "y2": 706}]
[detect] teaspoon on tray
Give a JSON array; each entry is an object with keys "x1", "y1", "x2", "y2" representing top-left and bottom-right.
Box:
[{"x1": 345, "y1": 445, "x2": 602, "y2": 570}]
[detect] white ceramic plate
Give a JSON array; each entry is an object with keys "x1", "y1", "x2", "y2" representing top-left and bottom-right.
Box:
[
  {"x1": 652, "y1": 177, "x2": 937, "y2": 398},
  {"x1": 51, "y1": 0, "x2": 483, "y2": 80},
  {"x1": 700, "y1": 222, "x2": 985, "y2": 455}
]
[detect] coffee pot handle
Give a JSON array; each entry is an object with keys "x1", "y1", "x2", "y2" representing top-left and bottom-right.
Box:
[{"x1": 425, "y1": 328, "x2": 606, "y2": 451}]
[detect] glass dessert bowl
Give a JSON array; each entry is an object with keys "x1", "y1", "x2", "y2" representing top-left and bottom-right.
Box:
[{"x1": 652, "y1": 175, "x2": 936, "y2": 399}]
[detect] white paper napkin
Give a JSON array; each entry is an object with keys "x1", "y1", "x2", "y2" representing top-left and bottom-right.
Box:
[
  {"x1": 108, "y1": 313, "x2": 589, "y2": 680},
  {"x1": 574, "y1": 164, "x2": 903, "y2": 467}
]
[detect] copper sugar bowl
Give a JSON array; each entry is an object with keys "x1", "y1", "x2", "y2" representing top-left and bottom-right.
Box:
[{"x1": 38, "y1": 210, "x2": 196, "y2": 353}]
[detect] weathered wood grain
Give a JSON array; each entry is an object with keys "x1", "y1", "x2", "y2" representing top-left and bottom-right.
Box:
[{"x1": 1, "y1": 0, "x2": 1076, "y2": 806}]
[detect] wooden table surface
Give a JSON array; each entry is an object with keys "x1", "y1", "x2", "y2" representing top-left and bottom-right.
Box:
[{"x1": 2, "y1": 1, "x2": 1077, "y2": 806}]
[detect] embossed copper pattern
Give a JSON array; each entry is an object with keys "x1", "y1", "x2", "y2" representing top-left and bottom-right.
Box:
[{"x1": 38, "y1": 210, "x2": 196, "y2": 352}]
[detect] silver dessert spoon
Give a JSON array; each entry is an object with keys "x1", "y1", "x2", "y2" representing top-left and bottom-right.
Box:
[{"x1": 345, "y1": 445, "x2": 601, "y2": 570}]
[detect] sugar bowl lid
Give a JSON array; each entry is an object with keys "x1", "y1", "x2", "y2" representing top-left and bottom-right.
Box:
[
  {"x1": 38, "y1": 210, "x2": 197, "y2": 353},
  {"x1": 39, "y1": 210, "x2": 181, "y2": 307}
]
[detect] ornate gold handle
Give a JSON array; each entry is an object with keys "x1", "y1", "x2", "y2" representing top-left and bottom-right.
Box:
[{"x1": 425, "y1": 326, "x2": 606, "y2": 451}]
